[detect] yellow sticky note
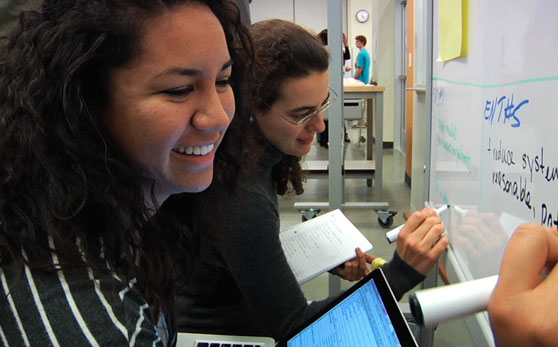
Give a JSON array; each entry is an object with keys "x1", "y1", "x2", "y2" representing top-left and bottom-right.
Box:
[{"x1": 438, "y1": 0, "x2": 467, "y2": 61}]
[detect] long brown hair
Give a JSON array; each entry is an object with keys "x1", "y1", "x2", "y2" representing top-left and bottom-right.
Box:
[{"x1": 249, "y1": 19, "x2": 330, "y2": 195}]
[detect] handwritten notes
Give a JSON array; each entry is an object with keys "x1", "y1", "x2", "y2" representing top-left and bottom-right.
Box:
[
  {"x1": 280, "y1": 209, "x2": 373, "y2": 284},
  {"x1": 431, "y1": 0, "x2": 558, "y2": 286}
]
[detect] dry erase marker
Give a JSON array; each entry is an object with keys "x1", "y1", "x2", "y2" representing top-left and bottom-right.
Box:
[{"x1": 385, "y1": 204, "x2": 450, "y2": 243}]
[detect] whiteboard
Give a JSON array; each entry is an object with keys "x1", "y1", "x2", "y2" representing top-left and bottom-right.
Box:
[{"x1": 429, "y1": 0, "x2": 558, "y2": 282}]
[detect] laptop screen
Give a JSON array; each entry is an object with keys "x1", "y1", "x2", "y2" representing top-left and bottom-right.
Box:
[{"x1": 284, "y1": 270, "x2": 416, "y2": 347}]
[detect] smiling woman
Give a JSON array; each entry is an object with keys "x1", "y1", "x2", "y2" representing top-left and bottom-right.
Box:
[
  {"x1": 168, "y1": 19, "x2": 337, "y2": 340},
  {"x1": 169, "y1": 18, "x2": 448, "y2": 342},
  {"x1": 0, "y1": 0, "x2": 252, "y2": 346},
  {"x1": 103, "y1": 5, "x2": 236, "y2": 197},
  {"x1": 254, "y1": 70, "x2": 329, "y2": 157}
]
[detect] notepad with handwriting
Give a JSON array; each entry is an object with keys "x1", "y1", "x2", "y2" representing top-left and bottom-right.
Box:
[{"x1": 280, "y1": 209, "x2": 373, "y2": 284}]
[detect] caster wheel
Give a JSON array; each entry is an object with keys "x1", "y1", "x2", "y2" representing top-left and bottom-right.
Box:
[
  {"x1": 378, "y1": 216, "x2": 394, "y2": 228},
  {"x1": 360, "y1": 136, "x2": 366, "y2": 143}
]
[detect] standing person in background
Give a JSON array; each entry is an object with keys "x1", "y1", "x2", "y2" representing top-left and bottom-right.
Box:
[
  {"x1": 317, "y1": 28, "x2": 352, "y2": 146},
  {"x1": 318, "y1": 28, "x2": 351, "y2": 62},
  {"x1": 488, "y1": 223, "x2": 558, "y2": 347},
  {"x1": 343, "y1": 33, "x2": 353, "y2": 73},
  {"x1": 342, "y1": 33, "x2": 354, "y2": 77},
  {"x1": 0, "y1": 0, "x2": 253, "y2": 345},
  {"x1": 168, "y1": 19, "x2": 448, "y2": 342},
  {"x1": 354, "y1": 34, "x2": 371, "y2": 84}
]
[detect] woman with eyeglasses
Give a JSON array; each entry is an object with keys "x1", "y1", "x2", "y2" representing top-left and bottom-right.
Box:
[{"x1": 165, "y1": 19, "x2": 448, "y2": 341}]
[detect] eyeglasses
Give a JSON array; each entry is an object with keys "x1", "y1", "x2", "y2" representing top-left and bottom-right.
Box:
[{"x1": 263, "y1": 87, "x2": 338, "y2": 126}]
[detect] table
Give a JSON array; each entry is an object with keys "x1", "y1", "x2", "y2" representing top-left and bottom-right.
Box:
[
  {"x1": 343, "y1": 85, "x2": 386, "y2": 200},
  {"x1": 295, "y1": 84, "x2": 389, "y2": 213}
]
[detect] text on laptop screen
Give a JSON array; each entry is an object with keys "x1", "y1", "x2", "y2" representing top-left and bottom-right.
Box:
[{"x1": 287, "y1": 279, "x2": 402, "y2": 347}]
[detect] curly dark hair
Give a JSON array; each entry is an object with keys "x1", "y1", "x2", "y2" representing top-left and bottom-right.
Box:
[
  {"x1": 249, "y1": 19, "x2": 330, "y2": 195},
  {"x1": 0, "y1": 0, "x2": 252, "y2": 330}
]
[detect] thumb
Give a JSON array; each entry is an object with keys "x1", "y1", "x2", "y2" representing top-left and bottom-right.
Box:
[{"x1": 363, "y1": 253, "x2": 375, "y2": 264}]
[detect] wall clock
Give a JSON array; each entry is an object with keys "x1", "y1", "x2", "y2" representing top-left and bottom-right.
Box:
[{"x1": 356, "y1": 9, "x2": 369, "y2": 23}]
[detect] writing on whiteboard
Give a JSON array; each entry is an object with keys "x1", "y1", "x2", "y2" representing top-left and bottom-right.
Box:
[
  {"x1": 483, "y1": 95, "x2": 529, "y2": 128},
  {"x1": 433, "y1": 85, "x2": 445, "y2": 104},
  {"x1": 491, "y1": 170, "x2": 533, "y2": 213},
  {"x1": 521, "y1": 147, "x2": 558, "y2": 183},
  {"x1": 437, "y1": 118, "x2": 458, "y2": 140},
  {"x1": 487, "y1": 137, "x2": 558, "y2": 225},
  {"x1": 435, "y1": 180, "x2": 450, "y2": 205},
  {"x1": 488, "y1": 138, "x2": 515, "y2": 166},
  {"x1": 541, "y1": 204, "x2": 558, "y2": 228},
  {"x1": 437, "y1": 134, "x2": 472, "y2": 172}
]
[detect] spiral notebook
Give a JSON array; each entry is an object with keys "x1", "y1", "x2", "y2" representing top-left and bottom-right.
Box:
[{"x1": 280, "y1": 209, "x2": 373, "y2": 284}]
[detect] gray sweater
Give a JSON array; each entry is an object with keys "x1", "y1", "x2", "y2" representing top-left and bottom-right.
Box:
[{"x1": 175, "y1": 145, "x2": 424, "y2": 341}]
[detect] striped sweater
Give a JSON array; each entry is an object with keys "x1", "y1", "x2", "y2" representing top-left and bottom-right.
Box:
[{"x1": 0, "y1": 239, "x2": 171, "y2": 346}]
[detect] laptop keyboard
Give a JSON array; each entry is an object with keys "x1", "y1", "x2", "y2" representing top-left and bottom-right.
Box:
[{"x1": 196, "y1": 344, "x2": 262, "y2": 347}]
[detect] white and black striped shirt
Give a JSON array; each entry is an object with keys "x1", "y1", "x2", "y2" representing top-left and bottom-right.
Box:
[{"x1": 0, "y1": 239, "x2": 169, "y2": 346}]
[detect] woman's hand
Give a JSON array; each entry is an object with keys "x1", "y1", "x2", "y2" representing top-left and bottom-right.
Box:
[
  {"x1": 330, "y1": 248, "x2": 373, "y2": 281},
  {"x1": 396, "y1": 208, "x2": 449, "y2": 275}
]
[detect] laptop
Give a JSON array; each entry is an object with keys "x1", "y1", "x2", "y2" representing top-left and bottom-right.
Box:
[
  {"x1": 279, "y1": 269, "x2": 417, "y2": 347},
  {"x1": 178, "y1": 269, "x2": 416, "y2": 347},
  {"x1": 176, "y1": 332, "x2": 275, "y2": 347}
]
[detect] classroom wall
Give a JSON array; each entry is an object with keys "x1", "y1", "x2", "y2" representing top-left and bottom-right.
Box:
[
  {"x1": 250, "y1": 0, "x2": 295, "y2": 23},
  {"x1": 347, "y1": 0, "x2": 373, "y2": 77},
  {"x1": 250, "y1": 0, "x2": 328, "y2": 34},
  {"x1": 372, "y1": 0, "x2": 396, "y2": 144}
]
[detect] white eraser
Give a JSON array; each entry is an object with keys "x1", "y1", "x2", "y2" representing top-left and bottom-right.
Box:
[{"x1": 409, "y1": 275, "x2": 498, "y2": 326}]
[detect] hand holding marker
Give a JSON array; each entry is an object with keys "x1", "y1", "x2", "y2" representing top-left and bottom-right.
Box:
[
  {"x1": 405, "y1": 204, "x2": 498, "y2": 326},
  {"x1": 385, "y1": 204, "x2": 450, "y2": 243}
]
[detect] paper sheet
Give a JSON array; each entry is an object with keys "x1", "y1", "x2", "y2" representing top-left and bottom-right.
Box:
[{"x1": 280, "y1": 209, "x2": 373, "y2": 284}]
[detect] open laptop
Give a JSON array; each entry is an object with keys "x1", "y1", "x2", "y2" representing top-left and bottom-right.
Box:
[
  {"x1": 176, "y1": 332, "x2": 275, "y2": 347},
  {"x1": 177, "y1": 269, "x2": 416, "y2": 347}
]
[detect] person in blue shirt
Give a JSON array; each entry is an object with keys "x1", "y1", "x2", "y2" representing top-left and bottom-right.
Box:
[{"x1": 354, "y1": 34, "x2": 371, "y2": 84}]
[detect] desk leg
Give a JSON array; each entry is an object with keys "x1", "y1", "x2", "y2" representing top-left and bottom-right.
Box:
[
  {"x1": 366, "y1": 98, "x2": 374, "y2": 161},
  {"x1": 375, "y1": 94, "x2": 383, "y2": 200},
  {"x1": 366, "y1": 98, "x2": 374, "y2": 188}
]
